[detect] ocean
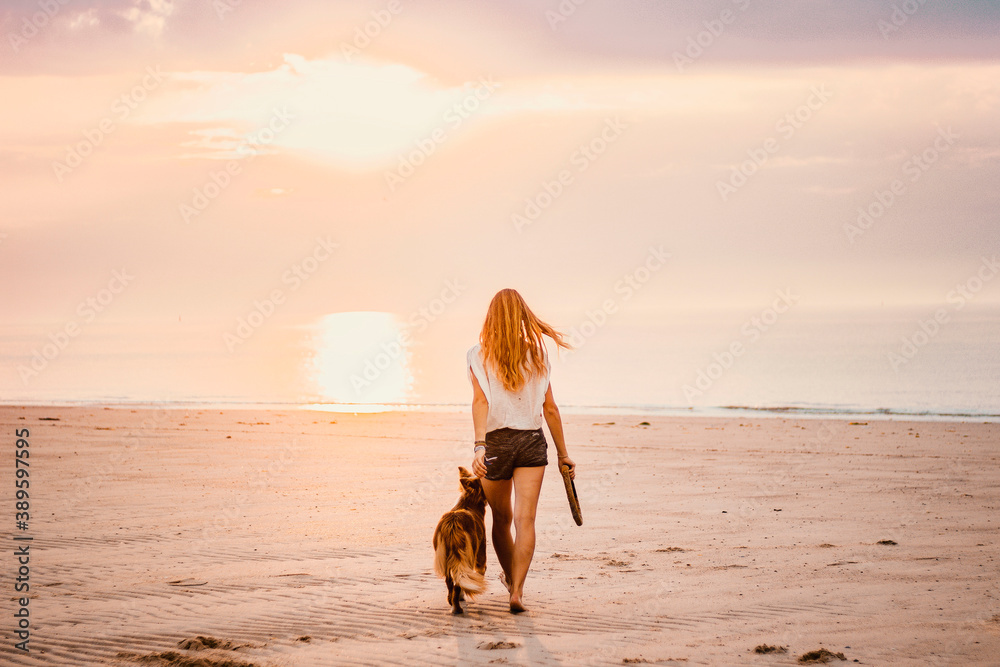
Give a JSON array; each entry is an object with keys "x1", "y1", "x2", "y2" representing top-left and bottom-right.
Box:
[{"x1": 2, "y1": 306, "x2": 998, "y2": 422}]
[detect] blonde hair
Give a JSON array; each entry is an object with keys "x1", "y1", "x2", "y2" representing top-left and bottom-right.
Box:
[{"x1": 479, "y1": 289, "x2": 570, "y2": 392}]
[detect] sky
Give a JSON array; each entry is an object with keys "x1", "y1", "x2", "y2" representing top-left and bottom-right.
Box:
[{"x1": 1, "y1": 0, "x2": 998, "y2": 407}]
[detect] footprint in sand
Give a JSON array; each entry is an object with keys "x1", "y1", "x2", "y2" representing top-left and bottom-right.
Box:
[
  {"x1": 176, "y1": 635, "x2": 246, "y2": 651},
  {"x1": 477, "y1": 640, "x2": 520, "y2": 650},
  {"x1": 798, "y1": 647, "x2": 847, "y2": 663},
  {"x1": 753, "y1": 644, "x2": 788, "y2": 654},
  {"x1": 116, "y1": 649, "x2": 258, "y2": 667}
]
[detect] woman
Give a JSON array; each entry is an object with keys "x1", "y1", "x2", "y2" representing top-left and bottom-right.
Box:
[{"x1": 467, "y1": 288, "x2": 575, "y2": 613}]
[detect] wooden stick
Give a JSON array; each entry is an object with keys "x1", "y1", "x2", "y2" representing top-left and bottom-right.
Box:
[{"x1": 560, "y1": 464, "x2": 582, "y2": 526}]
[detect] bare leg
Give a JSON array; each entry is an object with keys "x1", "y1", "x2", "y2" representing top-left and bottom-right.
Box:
[
  {"x1": 508, "y1": 465, "x2": 545, "y2": 613},
  {"x1": 481, "y1": 477, "x2": 514, "y2": 587}
]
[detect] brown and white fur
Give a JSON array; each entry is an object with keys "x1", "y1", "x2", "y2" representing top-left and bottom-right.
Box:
[{"x1": 432, "y1": 466, "x2": 487, "y2": 614}]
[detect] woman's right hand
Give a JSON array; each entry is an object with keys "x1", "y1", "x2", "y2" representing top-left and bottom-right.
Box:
[{"x1": 472, "y1": 449, "x2": 487, "y2": 478}]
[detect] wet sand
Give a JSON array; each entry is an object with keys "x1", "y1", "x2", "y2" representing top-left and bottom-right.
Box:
[{"x1": 1, "y1": 406, "x2": 997, "y2": 666}]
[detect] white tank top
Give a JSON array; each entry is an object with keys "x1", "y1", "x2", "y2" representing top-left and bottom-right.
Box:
[{"x1": 467, "y1": 344, "x2": 550, "y2": 431}]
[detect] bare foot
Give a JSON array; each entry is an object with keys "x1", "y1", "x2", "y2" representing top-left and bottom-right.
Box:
[
  {"x1": 499, "y1": 572, "x2": 512, "y2": 593},
  {"x1": 509, "y1": 593, "x2": 526, "y2": 614}
]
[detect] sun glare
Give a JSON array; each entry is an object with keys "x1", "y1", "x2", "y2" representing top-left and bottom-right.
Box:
[
  {"x1": 133, "y1": 53, "x2": 496, "y2": 169},
  {"x1": 308, "y1": 311, "x2": 412, "y2": 405}
]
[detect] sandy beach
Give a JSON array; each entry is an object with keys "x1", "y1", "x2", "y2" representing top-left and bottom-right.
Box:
[{"x1": 1, "y1": 406, "x2": 998, "y2": 666}]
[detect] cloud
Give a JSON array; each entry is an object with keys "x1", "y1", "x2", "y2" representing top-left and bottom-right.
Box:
[
  {"x1": 117, "y1": 0, "x2": 175, "y2": 38},
  {"x1": 4, "y1": 0, "x2": 1000, "y2": 77}
]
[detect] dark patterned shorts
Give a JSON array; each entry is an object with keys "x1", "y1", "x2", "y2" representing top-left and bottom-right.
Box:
[{"x1": 483, "y1": 427, "x2": 548, "y2": 481}]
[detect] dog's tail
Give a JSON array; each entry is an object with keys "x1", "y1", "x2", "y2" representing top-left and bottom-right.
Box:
[{"x1": 433, "y1": 515, "x2": 487, "y2": 598}]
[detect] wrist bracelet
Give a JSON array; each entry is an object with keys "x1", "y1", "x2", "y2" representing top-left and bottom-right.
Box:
[{"x1": 474, "y1": 444, "x2": 486, "y2": 453}]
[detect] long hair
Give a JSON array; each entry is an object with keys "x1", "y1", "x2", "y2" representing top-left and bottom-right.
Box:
[{"x1": 479, "y1": 289, "x2": 570, "y2": 392}]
